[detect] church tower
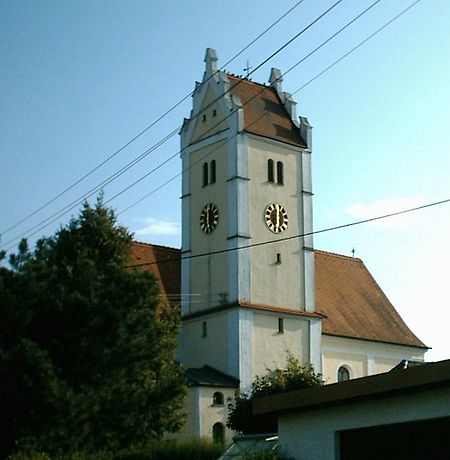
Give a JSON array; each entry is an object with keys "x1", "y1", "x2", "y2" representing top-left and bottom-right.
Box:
[{"x1": 179, "y1": 48, "x2": 322, "y2": 389}]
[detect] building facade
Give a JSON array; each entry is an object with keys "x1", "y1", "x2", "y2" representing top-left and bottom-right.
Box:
[{"x1": 132, "y1": 48, "x2": 427, "y2": 442}]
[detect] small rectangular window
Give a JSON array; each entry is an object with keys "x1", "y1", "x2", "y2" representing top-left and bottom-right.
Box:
[
  {"x1": 202, "y1": 321, "x2": 207, "y2": 338},
  {"x1": 213, "y1": 109, "x2": 217, "y2": 117},
  {"x1": 276, "y1": 253, "x2": 282, "y2": 264},
  {"x1": 278, "y1": 318, "x2": 284, "y2": 334}
]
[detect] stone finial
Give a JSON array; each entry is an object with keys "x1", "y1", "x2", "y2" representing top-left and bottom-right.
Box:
[
  {"x1": 269, "y1": 68, "x2": 283, "y2": 99},
  {"x1": 204, "y1": 48, "x2": 218, "y2": 78}
]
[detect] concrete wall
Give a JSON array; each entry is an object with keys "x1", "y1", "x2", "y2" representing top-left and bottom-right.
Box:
[{"x1": 278, "y1": 386, "x2": 450, "y2": 460}]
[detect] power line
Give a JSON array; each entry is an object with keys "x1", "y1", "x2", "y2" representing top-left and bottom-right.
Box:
[
  {"x1": 0, "y1": 1, "x2": 306, "y2": 239},
  {"x1": 1, "y1": 1, "x2": 344, "y2": 250},
  {"x1": 117, "y1": 0, "x2": 400, "y2": 215},
  {"x1": 293, "y1": 0, "x2": 423, "y2": 95},
  {"x1": 128, "y1": 196, "x2": 450, "y2": 269},
  {"x1": 2, "y1": 0, "x2": 423, "y2": 250}
]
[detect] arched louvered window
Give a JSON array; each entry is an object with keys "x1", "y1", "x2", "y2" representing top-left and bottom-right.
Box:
[
  {"x1": 210, "y1": 160, "x2": 216, "y2": 184},
  {"x1": 203, "y1": 162, "x2": 208, "y2": 187},
  {"x1": 277, "y1": 161, "x2": 284, "y2": 184},
  {"x1": 337, "y1": 366, "x2": 350, "y2": 382},
  {"x1": 267, "y1": 159, "x2": 274, "y2": 182}
]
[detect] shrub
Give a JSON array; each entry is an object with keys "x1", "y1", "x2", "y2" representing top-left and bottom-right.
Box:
[{"x1": 8, "y1": 438, "x2": 225, "y2": 460}]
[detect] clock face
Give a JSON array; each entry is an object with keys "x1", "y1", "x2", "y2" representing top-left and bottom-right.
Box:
[
  {"x1": 200, "y1": 203, "x2": 219, "y2": 233},
  {"x1": 265, "y1": 203, "x2": 288, "y2": 233}
]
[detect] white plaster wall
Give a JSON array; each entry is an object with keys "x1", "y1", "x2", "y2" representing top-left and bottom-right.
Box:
[
  {"x1": 322, "y1": 335, "x2": 426, "y2": 383},
  {"x1": 247, "y1": 137, "x2": 306, "y2": 310},
  {"x1": 189, "y1": 141, "x2": 230, "y2": 312},
  {"x1": 173, "y1": 387, "x2": 200, "y2": 440},
  {"x1": 278, "y1": 387, "x2": 450, "y2": 460},
  {"x1": 252, "y1": 313, "x2": 309, "y2": 378},
  {"x1": 182, "y1": 312, "x2": 228, "y2": 373},
  {"x1": 191, "y1": 86, "x2": 229, "y2": 143},
  {"x1": 198, "y1": 386, "x2": 236, "y2": 444}
]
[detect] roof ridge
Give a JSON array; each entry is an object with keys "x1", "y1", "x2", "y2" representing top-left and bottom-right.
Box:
[
  {"x1": 314, "y1": 248, "x2": 362, "y2": 262},
  {"x1": 133, "y1": 240, "x2": 180, "y2": 252},
  {"x1": 226, "y1": 73, "x2": 268, "y2": 88}
]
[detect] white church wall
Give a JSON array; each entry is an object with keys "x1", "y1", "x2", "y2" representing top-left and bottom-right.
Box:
[
  {"x1": 322, "y1": 335, "x2": 426, "y2": 383},
  {"x1": 188, "y1": 141, "x2": 230, "y2": 312},
  {"x1": 198, "y1": 386, "x2": 236, "y2": 443},
  {"x1": 252, "y1": 313, "x2": 309, "y2": 378},
  {"x1": 247, "y1": 136, "x2": 306, "y2": 311},
  {"x1": 182, "y1": 312, "x2": 229, "y2": 373}
]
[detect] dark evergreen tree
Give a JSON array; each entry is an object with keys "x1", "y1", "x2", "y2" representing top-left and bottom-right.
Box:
[{"x1": 0, "y1": 198, "x2": 186, "y2": 457}]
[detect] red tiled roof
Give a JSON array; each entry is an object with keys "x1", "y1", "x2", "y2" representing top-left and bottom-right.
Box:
[
  {"x1": 131, "y1": 241, "x2": 180, "y2": 306},
  {"x1": 227, "y1": 75, "x2": 307, "y2": 148},
  {"x1": 315, "y1": 250, "x2": 426, "y2": 348},
  {"x1": 130, "y1": 243, "x2": 425, "y2": 348}
]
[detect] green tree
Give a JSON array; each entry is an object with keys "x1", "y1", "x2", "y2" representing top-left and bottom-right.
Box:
[
  {"x1": 227, "y1": 355, "x2": 323, "y2": 434},
  {"x1": 0, "y1": 198, "x2": 186, "y2": 457}
]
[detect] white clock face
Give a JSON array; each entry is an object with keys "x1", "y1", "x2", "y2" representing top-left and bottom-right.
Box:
[
  {"x1": 265, "y1": 203, "x2": 288, "y2": 233},
  {"x1": 200, "y1": 203, "x2": 219, "y2": 233}
]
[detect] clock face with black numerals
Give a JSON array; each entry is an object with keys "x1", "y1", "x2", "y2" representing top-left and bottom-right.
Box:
[
  {"x1": 200, "y1": 203, "x2": 219, "y2": 233},
  {"x1": 265, "y1": 203, "x2": 288, "y2": 233}
]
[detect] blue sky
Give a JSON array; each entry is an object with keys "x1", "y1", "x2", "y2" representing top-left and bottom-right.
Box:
[{"x1": 1, "y1": 0, "x2": 449, "y2": 361}]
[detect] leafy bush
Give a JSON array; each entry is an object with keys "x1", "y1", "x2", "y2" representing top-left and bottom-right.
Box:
[
  {"x1": 227, "y1": 354, "x2": 323, "y2": 434},
  {"x1": 241, "y1": 449, "x2": 293, "y2": 460},
  {"x1": 8, "y1": 438, "x2": 225, "y2": 460}
]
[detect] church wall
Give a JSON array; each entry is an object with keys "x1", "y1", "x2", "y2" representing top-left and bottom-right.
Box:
[
  {"x1": 188, "y1": 141, "x2": 229, "y2": 312},
  {"x1": 191, "y1": 86, "x2": 229, "y2": 143},
  {"x1": 173, "y1": 387, "x2": 199, "y2": 440},
  {"x1": 198, "y1": 386, "x2": 236, "y2": 443},
  {"x1": 252, "y1": 312, "x2": 309, "y2": 377},
  {"x1": 247, "y1": 136, "x2": 306, "y2": 310},
  {"x1": 322, "y1": 335, "x2": 426, "y2": 383},
  {"x1": 182, "y1": 312, "x2": 229, "y2": 373},
  {"x1": 174, "y1": 386, "x2": 235, "y2": 443}
]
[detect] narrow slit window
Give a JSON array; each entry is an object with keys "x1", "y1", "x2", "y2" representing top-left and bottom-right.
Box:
[
  {"x1": 268, "y1": 159, "x2": 274, "y2": 182},
  {"x1": 278, "y1": 318, "x2": 284, "y2": 334},
  {"x1": 277, "y1": 161, "x2": 284, "y2": 184},
  {"x1": 213, "y1": 109, "x2": 217, "y2": 117},
  {"x1": 210, "y1": 160, "x2": 216, "y2": 184},
  {"x1": 276, "y1": 253, "x2": 282, "y2": 264},
  {"x1": 203, "y1": 162, "x2": 208, "y2": 187},
  {"x1": 202, "y1": 321, "x2": 208, "y2": 338},
  {"x1": 202, "y1": 114, "x2": 206, "y2": 122}
]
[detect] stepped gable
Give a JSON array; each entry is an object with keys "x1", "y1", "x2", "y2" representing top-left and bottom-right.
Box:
[
  {"x1": 227, "y1": 74, "x2": 307, "y2": 148},
  {"x1": 315, "y1": 250, "x2": 426, "y2": 348},
  {"x1": 131, "y1": 241, "x2": 181, "y2": 306}
]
